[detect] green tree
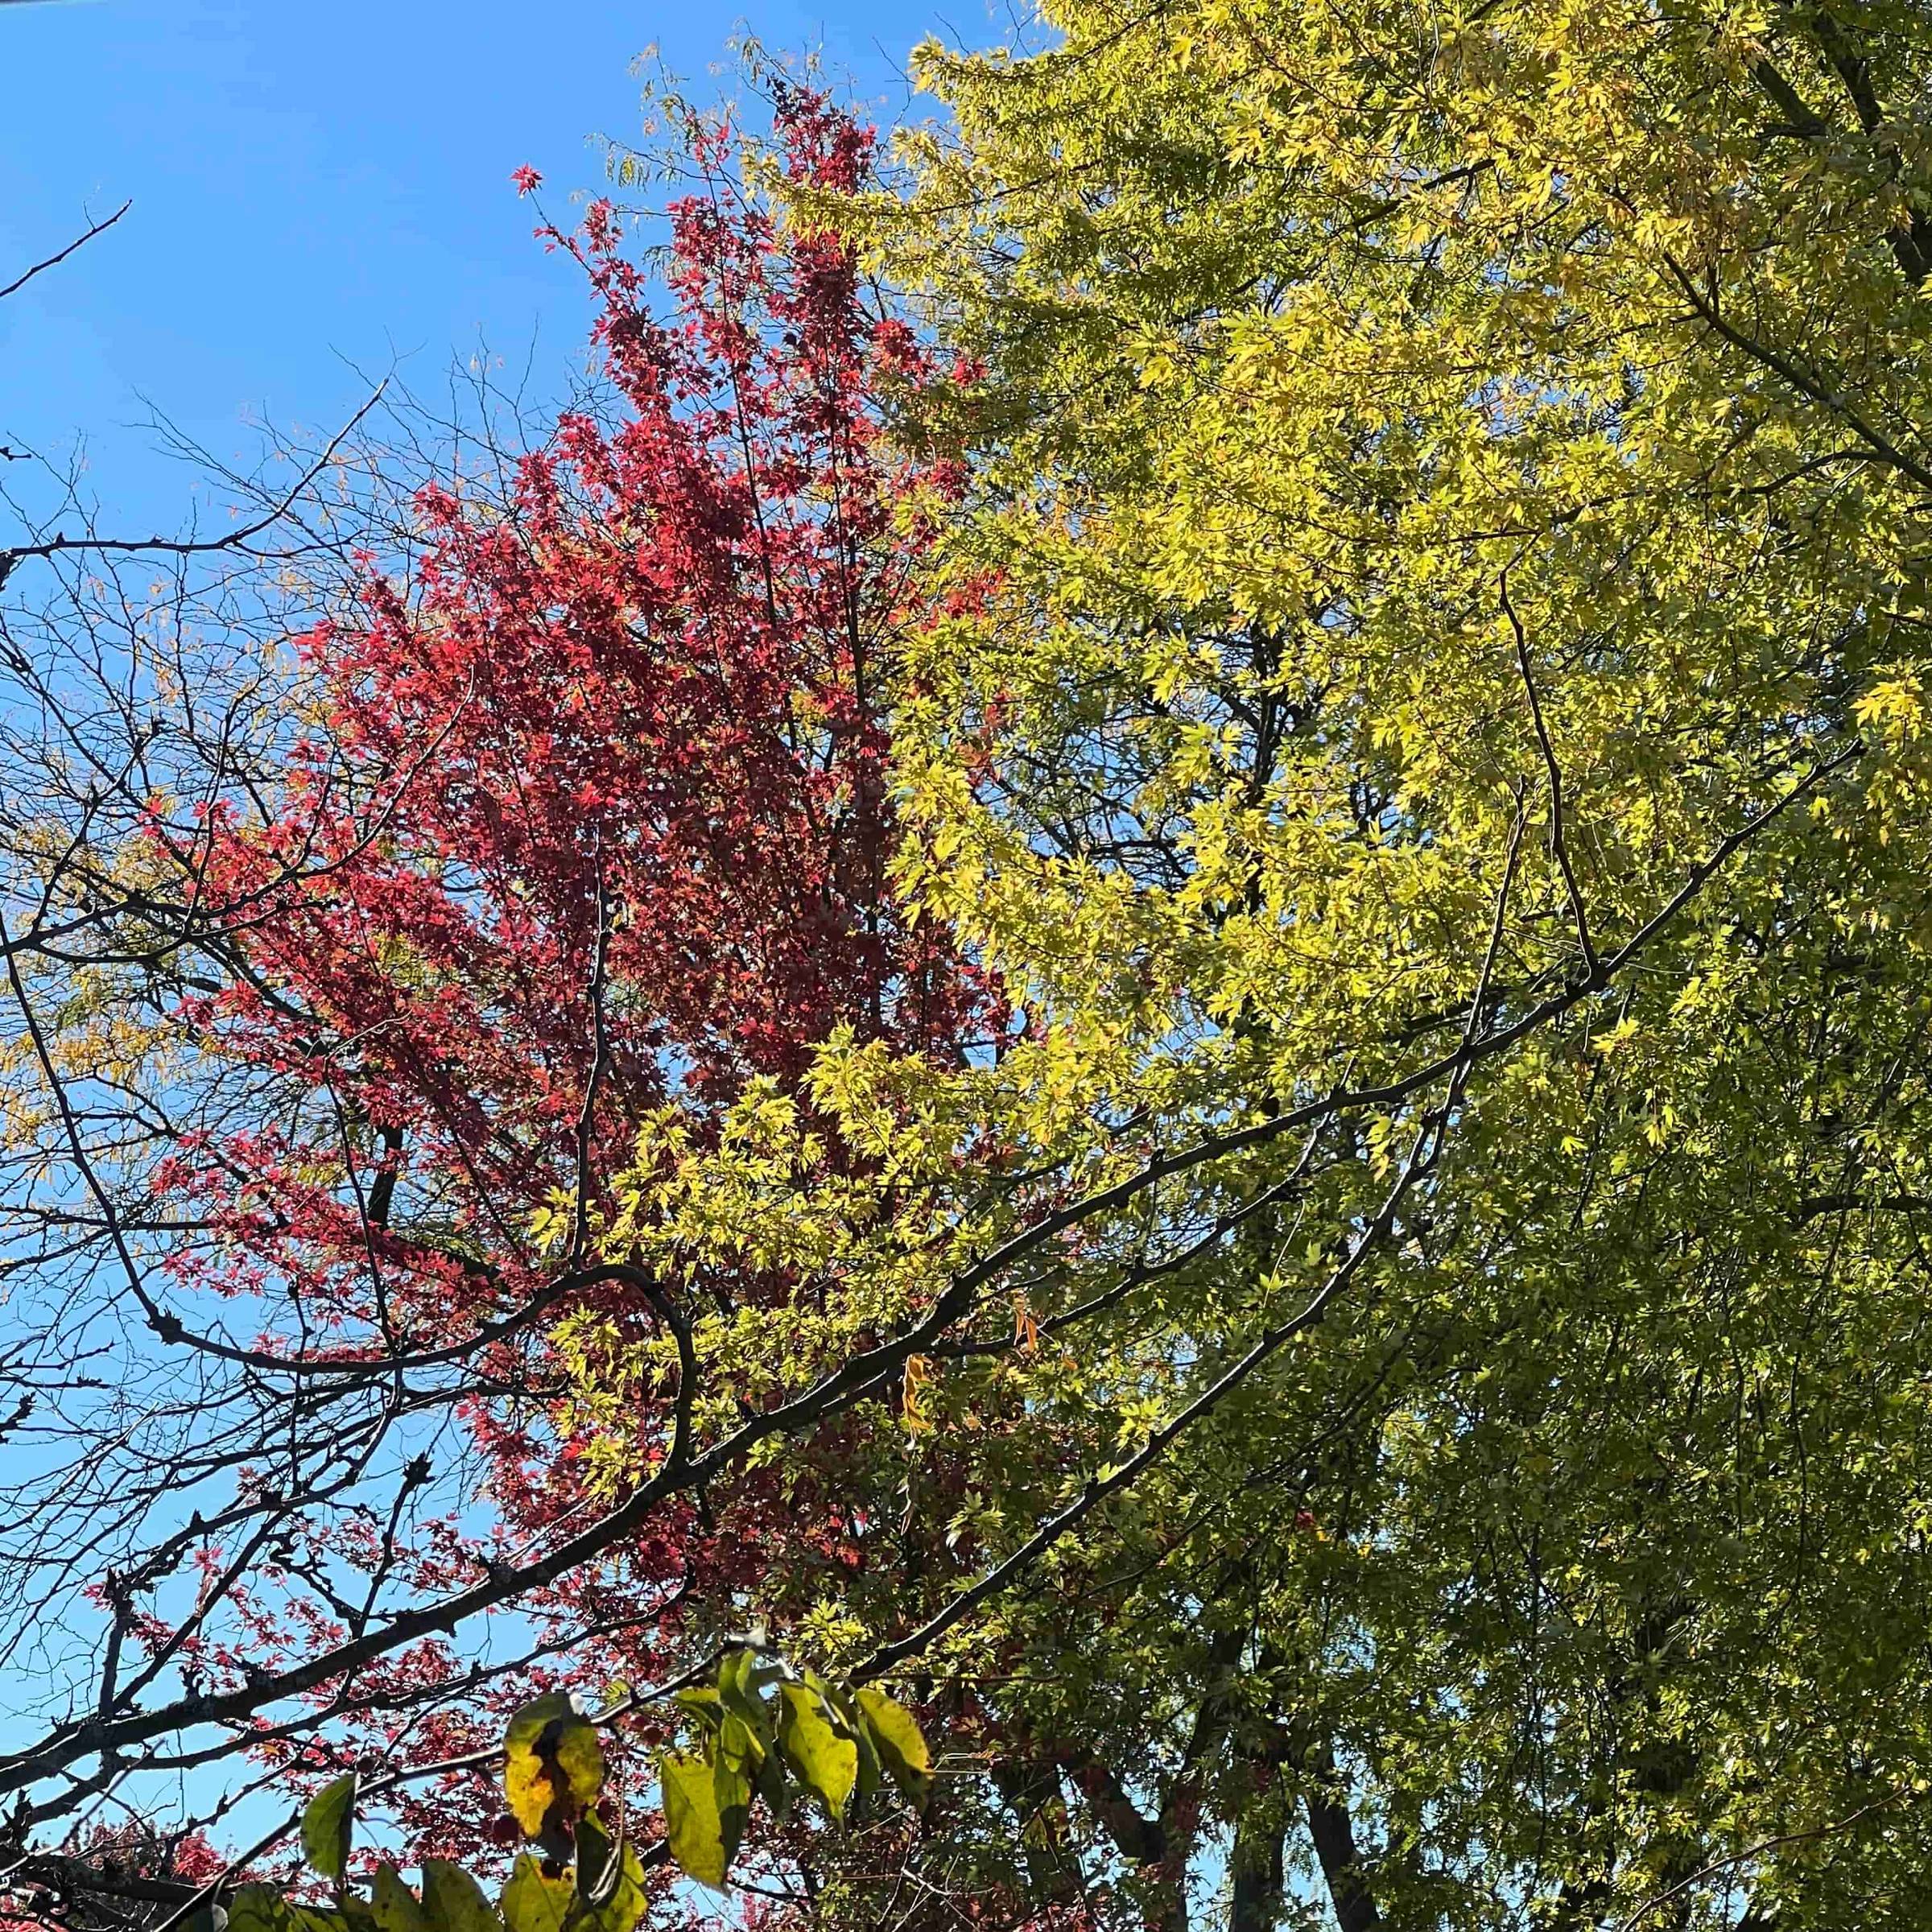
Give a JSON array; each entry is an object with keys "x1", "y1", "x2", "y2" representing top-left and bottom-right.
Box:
[{"x1": 700, "y1": 3, "x2": 1932, "y2": 1926}]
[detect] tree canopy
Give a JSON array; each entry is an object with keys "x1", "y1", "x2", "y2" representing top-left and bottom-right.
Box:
[{"x1": 6, "y1": 7, "x2": 1932, "y2": 1932}]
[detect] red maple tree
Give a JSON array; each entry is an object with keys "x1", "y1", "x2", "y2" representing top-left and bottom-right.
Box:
[{"x1": 118, "y1": 80, "x2": 989, "y2": 1895}]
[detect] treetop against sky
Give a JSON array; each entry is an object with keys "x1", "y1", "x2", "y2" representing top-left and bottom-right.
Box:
[
  {"x1": 0, "y1": 0, "x2": 964, "y2": 543},
  {"x1": 7, "y1": 5, "x2": 1932, "y2": 1932}
]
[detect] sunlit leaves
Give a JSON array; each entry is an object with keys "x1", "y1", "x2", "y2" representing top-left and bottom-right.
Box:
[
  {"x1": 370, "y1": 1864, "x2": 428, "y2": 1932},
  {"x1": 226, "y1": 1890, "x2": 351, "y2": 1932},
  {"x1": 499, "y1": 1857, "x2": 573, "y2": 1932},
  {"x1": 658, "y1": 1752, "x2": 733, "y2": 1893},
  {"x1": 240, "y1": 1650, "x2": 931, "y2": 1923},
  {"x1": 854, "y1": 1688, "x2": 933, "y2": 1806},
  {"x1": 777, "y1": 1680, "x2": 858, "y2": 1818},
  {"x1": 652, "y1": 1648, "x2": 930, "y2": 1887},
  {"x1": 421, "y1": 1861, "x2": 497, "y2": 1932},
  {"x1": 828, "y1": 2, "x2": 1932, "y2": 1926}
]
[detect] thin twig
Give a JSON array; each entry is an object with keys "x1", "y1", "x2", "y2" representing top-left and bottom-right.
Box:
[
  {"x1": 0, "y1": 201, "x2": 130, "y2": 303},
  {"x1": 0, "y1": 382, "x2": 387, "y2": 587},
  {"x1": 1661, "y1": 251, "x2": 1932, "y2": 494},
  {"x1": 1502, "y1": 569, "x2": 1600, "y2": 984},
  {"x1": 1612, "y1": 1790, "x2": 1906, "y2": 1932}
]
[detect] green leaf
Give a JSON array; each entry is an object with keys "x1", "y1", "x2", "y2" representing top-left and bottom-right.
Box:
[
  {"x1": 500, "y1": 1856, "x2": 572, "y2": 1932},
  {"x1": 370, "y1": 1865, "x2": 427, "y2": 1932},
  {"x1": 856, "y1": 1689, "x2": 932, "y2": 1806},
  {"x1": 227, "y1": 1891, "x2": 353, "y2": 1932},
  {"x1": 713, "y1": 1753, "x2": 751, "y2": 1869},
  {"x1": 302, "y1": 1773, "x2": 358, "y2": 1887},
  {"x1": 836, "y1": 1686, "x2": 883, "y2": 1805},
  {"x1": 224, "y1": 1894, "x2": 285, "y2": 1932},
  {"x1": 503, "y1": 1695, "x2": 605, "y2": 1838},
  {"x1": 755, "y1": 1740, "x2": 791, "y2": 1824},
  {"x1": 659, "y1": 1751, "x2": 731, "y2": 1891},
  {"x1": 575, "y1": 1815, "x2": 647, "y2": 1932},
  {"x1": 715, "y1": 1645, "x2": 749, "y2": 1704},
  {"x1": 225, "y1": 1885, "x2": 276, "y2": 1932},
  {"x1": 421, "y1": 1860, "x2": 501, "y2": 1932},
  {"x1": 777, "y1": 1682, "x2": 857, "y2": 1819},
  {"x1": 716, "y1": 1648, "x2": 770, "y2": 1740},
  {"x1": 716, "y1": 1709, "x2": 764, "y2": 1776}
]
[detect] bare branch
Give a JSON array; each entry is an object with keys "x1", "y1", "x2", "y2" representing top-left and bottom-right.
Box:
[{"x1": 0, "y1": 202, "x2": 130, "y2": 303}]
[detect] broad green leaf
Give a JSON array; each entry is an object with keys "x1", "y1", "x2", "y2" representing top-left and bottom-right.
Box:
[
  {"x1": 421, "y1": 1860, "x2": 500, "y2": 1932},
  {"x1": 826, "y1": 1682, "x2": 882, "y2": 1804},
  {"x1": 716, "y1": 1709, "x2": 764, "y2": 1775},
  {"x1": 575, "y1": 1815, "x2": 647, "y2": 1932},
  {"x1": 227, "y1": 1890, "x2": 352, "y2": 1932},
  {"x1": 225, "y1": 1893, "x2": 285, "y2": 1932},
  {"x1": 852, "y1": 1708, "x2": 882, "y2": 1804},
  {"x1": 658, "y1": 1751, "x2": 729, "y2": 1890},
  {"x1": 500, "y1": 1856, "x2": 572, "y2": 1932},
  {"x1": 575, "y1": 1810, "x2": 618, "y2": 1905},
  {"x1": 370, "y1": 1865, "x2": 427, "y2": 1932},
  {"x1": 777, "y1": 1682, "x2": 857, "y2": 1818},
  {"x1": 856, "y1": 1689, "x2": 932, "y2": 1806},
  {"x1": 713, "y1": 1754, "x2": 752, "y2": 1869},
  {"x1": 301, "y1": 1772, "x2": 358, "y2": 1887},
  {"x1": 503, "y1": 1695, "x2": 605, "y2": 1837},
  {"x1": 716, "y1": 1648, "x2": 770, "y2": 1741},
  {"x1": 715, "y1": 1645, "x2": 749, "y2": 1707},
  {"x1": 755, "y1": 1741, "x2": 791, "y2": 1824}
]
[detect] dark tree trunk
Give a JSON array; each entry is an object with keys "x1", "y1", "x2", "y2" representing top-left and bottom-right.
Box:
[
  {"x1": 1228, "y1": 1809, "x2": 1286, "y2": 1932},
  {"x1": 1303, "y1": 1748, "x2": 1381, "y2": 1932}
]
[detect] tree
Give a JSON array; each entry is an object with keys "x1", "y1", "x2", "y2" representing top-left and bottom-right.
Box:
[
  {"x1": 0, "y1": 78, "x2": 985, "y2": 1930},
  {"x1": 793, "y1": 3, "x2": 1932, "y2": 1926},
  {"x1": 12, "y1": 9, "x2": 1932, "y2": 1932}
]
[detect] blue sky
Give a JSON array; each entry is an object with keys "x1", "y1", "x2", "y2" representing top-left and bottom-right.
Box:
[{"x1": 0, "y1": 0, "x2": 968, "y2": 540}]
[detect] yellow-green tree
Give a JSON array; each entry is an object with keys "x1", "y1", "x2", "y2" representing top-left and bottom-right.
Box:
[{"x1": 658, "y1": 5, "x2": 1932, "y2": 1927}]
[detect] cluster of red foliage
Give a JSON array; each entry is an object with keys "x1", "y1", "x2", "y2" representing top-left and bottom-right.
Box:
[{"x1": 126, "y1": 82, "x2": 985, "y2": 1886}]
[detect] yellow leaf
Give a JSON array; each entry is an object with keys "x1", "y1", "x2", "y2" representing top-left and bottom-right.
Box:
[{"x1": 503, "y1": 1695, "x2": 605, "y2": 1838}]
